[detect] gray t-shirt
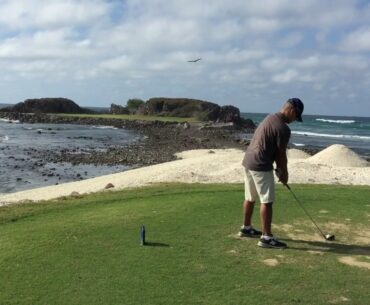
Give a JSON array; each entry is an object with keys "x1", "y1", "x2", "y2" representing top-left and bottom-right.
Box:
[{"x1": 242, "y1": 113, "x2": 291, "y2": 171}]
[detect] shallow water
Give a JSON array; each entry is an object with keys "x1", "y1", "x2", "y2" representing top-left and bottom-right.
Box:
[{"x1": 0, "y1": 121, "x2": 140, "y2": 194}]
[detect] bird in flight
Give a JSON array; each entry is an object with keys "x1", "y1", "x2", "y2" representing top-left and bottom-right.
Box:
[{"x1": 187, "y1": 58, "x2": 202, "y2": 63}]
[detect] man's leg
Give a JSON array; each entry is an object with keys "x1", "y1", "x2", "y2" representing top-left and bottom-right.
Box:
[
  {"x1": 239, "y1": 199, "x2": 262, "y2": 237},
  {"x1": 243, "y1": 200, "x2": 255, "y2": 227},
  {"x1": 258, "y1": 201, "x2": 287, "y2": 248},
  {"x1": 239, "y1": 169, "x2": 262, "y2": 237},
  {"x1": 260, "y1": 202, "x2": 273, "y2": 236}
]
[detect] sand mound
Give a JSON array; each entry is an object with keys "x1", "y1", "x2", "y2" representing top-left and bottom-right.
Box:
[
  {"x1": 307, "y1": 144, "x2": 368, "y2": 167},
  {"x1": 287, "y1": 149, "x2": 311, "y2": 159}
]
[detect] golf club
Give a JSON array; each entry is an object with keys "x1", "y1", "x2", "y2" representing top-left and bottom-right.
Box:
[{"x1": 284, "y1": 184, "x2": 335, "y2": 241}]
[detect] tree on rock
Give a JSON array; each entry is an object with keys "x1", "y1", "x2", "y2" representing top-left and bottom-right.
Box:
[{"x1": 126, "y1": 99, "x2": 144, "y2": 114}]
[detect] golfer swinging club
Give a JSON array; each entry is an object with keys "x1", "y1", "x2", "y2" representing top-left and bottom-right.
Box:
[{"x1": 239, "y1": 98, "x2": 304, "y2": 248}]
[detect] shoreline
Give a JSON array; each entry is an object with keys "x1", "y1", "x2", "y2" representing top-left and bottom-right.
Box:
[
  {"x1": 1, "y1": 112, "x2": 369, "y2": 199},
  {"x1": 0, "y1": 112, "x2": 256, "y2": 193},
  {"x1": 1, "y1": 147, "x2": 369, "y2": 205},
  {"x1": 0, "y1": 112, "x2": 256, "y2": 165}
]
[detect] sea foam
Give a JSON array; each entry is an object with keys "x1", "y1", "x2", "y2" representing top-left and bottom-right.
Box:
[
  {"x1": 0, "y1": 135, "x2": 9, "y2": 142},
  {"x1": 0, "y1": 118, "x2": 20, "y2": 124},
  {"x1": 91, "y1": 126, "x2": 118, "y2": 130},
  {"x1": 316, "y1": 118, "x2": 355, "y2": 124},
  {"x1": 292, "y1": 131, "x2": 370, "y2": 141}
]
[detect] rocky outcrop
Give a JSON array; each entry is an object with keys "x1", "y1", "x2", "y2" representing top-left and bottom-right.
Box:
[
  {"x1": 218, "y1": 105, "x2": 240, "y2": 123},
  {"x1": 138, "y1": 98, "x2": 221, "y2": 121},
  {"x1": 0, "y1": 98, "x2": 92, "y2": 114},
  {"x1": 110, "y1": 103, "x2": 129, "y2": 115},
  {"x1": 137, "y1": 97, "x2": 252, "y2": 127}
]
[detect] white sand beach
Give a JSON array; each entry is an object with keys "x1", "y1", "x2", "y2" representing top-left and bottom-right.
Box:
[{"x1": 0, "y1": 144, "x2": 369, "y2": 205}]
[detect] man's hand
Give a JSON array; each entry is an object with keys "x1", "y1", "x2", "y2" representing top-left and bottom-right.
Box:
[
  {"x1": 275, "y1": 168, "x2": 288, "y2": 185},
  {"x1": 275, "y1": 149, "x2": 288, "y2": 185}
]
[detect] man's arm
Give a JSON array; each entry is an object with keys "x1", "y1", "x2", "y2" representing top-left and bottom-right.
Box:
[{"x1": 275, "y1": 149, "x2": 288, "y2": 184}]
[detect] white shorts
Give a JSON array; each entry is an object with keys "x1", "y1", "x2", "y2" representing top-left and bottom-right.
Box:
[{"x1": 244, "y1": 168, "x2": 275, "y2": 204}]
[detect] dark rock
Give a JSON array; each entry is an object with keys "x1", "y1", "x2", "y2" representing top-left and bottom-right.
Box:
[
  {"x1": 218, "y1": 105, "x2": 240, "y2": 123},
  {"x1": 104, "y1": 183, "x2": 115, "y2": 189},
  {"x1": 234, "y1": 117, "x2": 256, "y2": 130},
  {"x1": 70, "y1": 191, "x2": 81, "y2": 197},
  {"x1": 0, "y1": 97, "x2": 92, "y2": 114},
  {"x1": 110, "y1": 103, "x2": 130, "y2": 115},
  {"x1": 182, "y1": 122, "x2": 190, "y2": 129},
  {"x1": 138, "y1": 97, "x2": 221, "y2": 121}
]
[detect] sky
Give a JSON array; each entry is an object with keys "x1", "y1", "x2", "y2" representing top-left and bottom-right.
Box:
[{"x1": 1, "y1": 0, "x2": 370, "y2": 116}]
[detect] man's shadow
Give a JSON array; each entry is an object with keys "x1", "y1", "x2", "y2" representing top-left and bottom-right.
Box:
[{"x1": 281, "y1": 238, "x2": 370, "y2": 255}]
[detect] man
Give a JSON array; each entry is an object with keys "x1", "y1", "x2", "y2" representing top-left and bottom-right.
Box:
[{"x1": 239, "y1": 98, "x2": 304, "y2": 249}]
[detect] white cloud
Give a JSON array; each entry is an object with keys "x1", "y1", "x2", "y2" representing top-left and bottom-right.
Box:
[
  {"x1": 0, "y1": 29, "x2": 95, "y2": 59},
  {"x1": 0, "y1": 0, "x2": 111, "y2": 30},
  {"x1": 272, "y1": 69, "x2": 299, "y2": 83},
  {"x1": 339, "y1": 27, "x2": 370, "y2": 52},
  {"x1": 296, "y1": 55, "x2": 320, "y2": 68},
  {"x1": 99, "y1": 55, "x2": 132, "y2": 71},
  {"x1": 261, "y1": 57, "x2": 289, "y2": 71},
  {"x1": 246, "y1": 17, "x2": 283, "y2": 33},
  {"x1": 278, "y1": 32, "x2": 304, "y2": 48}
]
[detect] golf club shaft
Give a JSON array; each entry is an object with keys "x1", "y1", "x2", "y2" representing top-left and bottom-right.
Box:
[{"x1": 285, "y1": 184, "x2": 326, "y2": 238}]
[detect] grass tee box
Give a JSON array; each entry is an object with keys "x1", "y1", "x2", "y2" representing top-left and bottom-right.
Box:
[{"x1": 0, "y1": 184, "x2": 369, "y2": 305}]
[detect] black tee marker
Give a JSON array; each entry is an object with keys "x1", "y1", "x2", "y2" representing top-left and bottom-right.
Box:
[{"x1": 140, "y1": 225, "x2": 146, "y2": 245}]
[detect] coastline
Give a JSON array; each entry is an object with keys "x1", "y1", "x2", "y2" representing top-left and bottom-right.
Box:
[
  {"x1": 1, "y1": 148, "x2": 369, "y2": 205},
  {"x1": 0, "y1": 112, "x2": 256, "y2": 193},
  {"x1": 0, "y1": 112, "x2": 255, "y2": 166},
  {"x1": 1, "y1": 112, "x2": 369, "y2": 204}
]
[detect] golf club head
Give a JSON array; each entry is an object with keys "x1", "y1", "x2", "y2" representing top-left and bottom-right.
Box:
[{"x1": 325, "y1": 234, "x2": 335, "y2": 241}]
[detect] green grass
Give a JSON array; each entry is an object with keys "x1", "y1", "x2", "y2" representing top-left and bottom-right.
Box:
[
  {"x1": 1, "y1": 184, "x2": 369, "y2": 305},
  {"x1": 53, "y1": 113, "x2": 198, "y2": 122}
]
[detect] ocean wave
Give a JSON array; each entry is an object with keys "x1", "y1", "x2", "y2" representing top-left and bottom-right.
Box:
[
  {"x1": 293, "y1": 143, "x2": 305, "y2": 147},
  {"x1": 0, "y1": 135, "x2": 9, "y2": 142},
  {"x1": 292, "y1": 131, "x2": 370, "y2": 140},
  {"x1": 0, "y1": 118, "x2": 20, "y2": 123},
  {"x1": 316, "y1": 118, "x2": 355, "y2": 124},
  {"x1": 91, "y1": 126, "x2": 118, "y2": 130}
]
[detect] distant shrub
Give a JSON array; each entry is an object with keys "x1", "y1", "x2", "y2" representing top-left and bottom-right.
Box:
[{"x1": 126, "y1": 99, "x2": 145, "y2": 114}]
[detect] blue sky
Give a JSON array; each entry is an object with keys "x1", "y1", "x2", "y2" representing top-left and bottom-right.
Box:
[{"x1": 1, "y1": 0, "x2": 370, "y2": 116}]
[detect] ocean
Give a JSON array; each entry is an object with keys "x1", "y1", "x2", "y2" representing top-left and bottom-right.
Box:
[
  {"x1": 0, "y1": 119, "x2": 140, "y2": 194},
  {"x1": 242, "y1": 113, "x2": 370, "y2": 157}
]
